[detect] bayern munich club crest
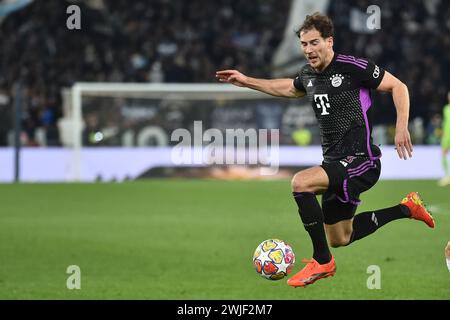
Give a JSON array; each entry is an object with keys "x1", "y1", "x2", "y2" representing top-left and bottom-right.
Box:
[{"x1": 330, "y1": 74, "x2": 344, "y2": 87}]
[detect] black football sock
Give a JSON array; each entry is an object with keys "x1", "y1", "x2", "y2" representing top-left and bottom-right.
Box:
[
  {"x1": 292, "y1": 192, "x2": 332, "y2": 264},
  {"x1": 347, "y1": 204, "x2": 410, "y2": 245}
]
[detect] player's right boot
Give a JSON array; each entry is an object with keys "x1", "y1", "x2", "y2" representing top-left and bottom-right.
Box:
[
  {"x1": 400, "y1": 192, "x2": 435, "y2": 228},
  {"x1": 287, "y1": 256, "x2": 336, "y2": 288}
]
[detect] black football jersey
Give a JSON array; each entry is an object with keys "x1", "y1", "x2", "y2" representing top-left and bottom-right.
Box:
[{"x1": 293, "y1": 53, "x2": 385, "y2": 162}]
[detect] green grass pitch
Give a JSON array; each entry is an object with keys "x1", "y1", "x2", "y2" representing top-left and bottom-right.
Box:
[{"x1": 0, "y1": 179, "x2": 448, "y2": 299}]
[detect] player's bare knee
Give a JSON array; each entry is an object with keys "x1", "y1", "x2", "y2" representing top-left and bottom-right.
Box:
[
  {"x1": 291, "y1": 173, "x2": 303, "y2": 191},
  {"x1": 445, "y1": 241, "x2": 450, "y2": 258},
  {"x1": 329, "y1": 235, "x2": 351, "y2": 248},
  {"x1": 329, "y1": 240, "x2": 346, "y2": 248},
  {"x1": 329, "y1": 239, "x2": 343, "y2": 248},
  {"x1": 291, "y1": 172, "x2": 315, "y2": 193}
]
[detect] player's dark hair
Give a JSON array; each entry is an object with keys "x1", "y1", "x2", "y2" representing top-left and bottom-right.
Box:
[{"x1": 295, "y1": 13, "x2": 334, "y2": 39}]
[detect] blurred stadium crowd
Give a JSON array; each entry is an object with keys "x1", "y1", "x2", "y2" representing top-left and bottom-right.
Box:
[{"x1": 0, "y1": 0, "x2": 448, "y2": 146}]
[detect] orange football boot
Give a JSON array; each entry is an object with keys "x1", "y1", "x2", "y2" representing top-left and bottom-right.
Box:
[
  {"x1": 400, "y1": 192, "x2": 435, "y2": 228},
  {"x1": 287, "y1": 256, "x2": 336, "y2": 287}
]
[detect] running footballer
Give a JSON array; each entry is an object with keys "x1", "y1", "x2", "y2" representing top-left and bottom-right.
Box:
[{"x1": 216, "y1": 13, "x2": 435, "y2": 287}]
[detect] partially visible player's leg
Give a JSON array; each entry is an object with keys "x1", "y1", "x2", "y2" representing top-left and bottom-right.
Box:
[
  {"x1": 445, "y1": 241, "x2": 450, "y2": 272},
  {"x1": 288, "y1": 166, "x2": 336, "y2": 287},
  {"x1": 324, "y1": 219, "x2": 352, "y2": 248},
  {"x1": 443, "y1": 148, "x2": 449, "y2": 175},
  {"x1": 291, "y1": 166, "x2": 331, "y2": 264},
  {"x1": 438, "y1": 147, "x2": 450, "y2": 186},
  {"x1": 321, "y1": 193, "x2": 406, "y2": 247},
  {"x1": 323, "y1": 199, "x2": 419, "y2": 247},
  {"x1": 346, "y1": 204, "x2": 411, "y2": 245},
  {"x1": 321, "y1": 193, "x2": 356, "y2": 247},
  {"x1": 324, "y1": 192, "x2": 435, "y2": 248},
  {"x1": 320, "y1": 157, "x2": 430, "y2": 248},
  {"x1": 323, "y1": 185, "x2": 434, "y2": 248}
]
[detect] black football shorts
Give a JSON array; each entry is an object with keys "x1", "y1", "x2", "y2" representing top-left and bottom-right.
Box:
[{"x1": 320, "y1": 156, "x2": 381, "y2": 225}]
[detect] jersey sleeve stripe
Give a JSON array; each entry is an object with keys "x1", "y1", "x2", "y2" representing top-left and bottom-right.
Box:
[
  {"x1": 359, "y1": 88, "x2": 377, "y2": 160},
  {"x1": 336, "y1": 57, "x2": 368, "y2": 69},
  {"x1": 337, "y1": 54, "x2": 368, "y2": 64}
]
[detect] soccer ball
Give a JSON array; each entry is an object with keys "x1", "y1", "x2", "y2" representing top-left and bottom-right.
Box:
[{"x1": 252, "y1": 239, "x2": 295, "y2": 280}]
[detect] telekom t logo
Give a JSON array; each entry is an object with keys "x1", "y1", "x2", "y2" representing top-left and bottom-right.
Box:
[{"x1": 314, "y1": 94, "x2": 331, "y2": 115}]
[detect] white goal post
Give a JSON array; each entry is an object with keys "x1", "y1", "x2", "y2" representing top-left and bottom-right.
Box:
[{"x1": 69, "y1": 83, "x2": 282, "y2": 181}]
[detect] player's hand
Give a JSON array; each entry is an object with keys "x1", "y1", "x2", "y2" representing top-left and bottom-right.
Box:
[
  {"x1": 394, "y1": 128, "x2": 413, "y2": 160},
  {"x1": 215, "y1": 70, "x2": 248, "y2": 87}
]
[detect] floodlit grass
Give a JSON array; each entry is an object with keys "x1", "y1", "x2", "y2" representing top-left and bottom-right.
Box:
[{"x1": 0, "y1": 180, "x2": 448, "y2": 299}]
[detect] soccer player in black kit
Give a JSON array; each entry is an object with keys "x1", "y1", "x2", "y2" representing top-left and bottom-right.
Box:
[{"x1": 216, "y1": 13, "x2": 434, "y2": 287}]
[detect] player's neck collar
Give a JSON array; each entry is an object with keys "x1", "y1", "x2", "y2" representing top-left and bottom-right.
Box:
[{"x1": 313, "y1": 52, "x2": 336, "y2": 74}]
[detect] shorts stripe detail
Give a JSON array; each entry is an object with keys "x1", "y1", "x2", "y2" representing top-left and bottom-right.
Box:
[
  {"x1": 349, "y1": 164, "x2": 376, "y2": 178},
  {"x1": 347, "y1": 160, "x2": 372, "y2": 173},
  {"x1": 348, "y1": 161, "x2": 373, "y2": 175},
  {"x1": 343, "y1": 179, "x2": 349, "y2": 203},
  {"x1": 337, "y1": 179, "x2": 361, "y2": 205},
  {"x1": 348, "y1": 161, "x2": 375, "y2": 176}
]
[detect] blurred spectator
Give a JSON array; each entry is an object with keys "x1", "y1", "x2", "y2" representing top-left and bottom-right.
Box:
[
  {"x1": 329, "y1": 0, "x2": 450, "y2": 135},
  {"x1": 0, "y1": 0, "x2": 448, "y2": 146},
  {"x1": 0, "y1": 0, "x2": 290, "y2": 145},
  {"x1": 425, "y1": 113, "x2": 442, "y2": 145}
]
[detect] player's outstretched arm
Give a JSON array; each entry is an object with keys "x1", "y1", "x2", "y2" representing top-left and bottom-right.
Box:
[
  {"x1": 376, "y1": 71, "x2": 413, "y2": 160},
  {"x1": 215, "y1": 69, "x2": 305, "y2": 98}
]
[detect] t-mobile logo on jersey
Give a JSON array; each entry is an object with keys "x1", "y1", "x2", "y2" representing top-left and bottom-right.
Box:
[{"x1": 314, "y1": 94, "x2": 331, "y2": 115}]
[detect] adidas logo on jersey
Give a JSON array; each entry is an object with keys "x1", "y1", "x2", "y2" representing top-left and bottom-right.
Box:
[{"x1": 307, "y1": 80, "x2": 313, "y2": 87}]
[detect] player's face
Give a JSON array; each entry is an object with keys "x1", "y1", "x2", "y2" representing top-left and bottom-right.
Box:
[{"x1": 300, "y1": 28, "x2": 333, "y2": 70}]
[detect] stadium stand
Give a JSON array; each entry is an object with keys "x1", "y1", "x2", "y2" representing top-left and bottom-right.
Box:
[{"x1": 0, "y1": 0, "x2": 448, "y2": 146}]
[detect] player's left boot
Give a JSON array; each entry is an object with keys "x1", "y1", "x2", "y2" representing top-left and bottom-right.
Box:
[
  {"x1": 400, "y1": 192, "x2": 435, "y2": 228},
  {"x1": 287, "y1": 256, "x2": 336, "y2": 288}
]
